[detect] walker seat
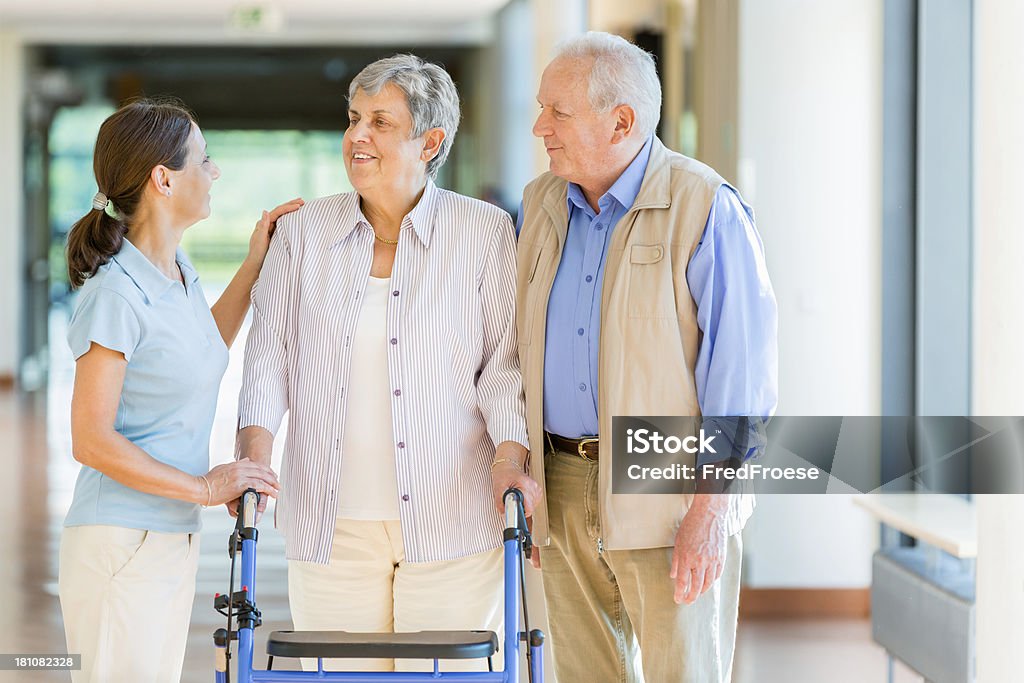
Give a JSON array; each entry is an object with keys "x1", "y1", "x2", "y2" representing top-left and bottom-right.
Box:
[{"x1": 265, "y1": 629, "x2": 499, "y2": 660}]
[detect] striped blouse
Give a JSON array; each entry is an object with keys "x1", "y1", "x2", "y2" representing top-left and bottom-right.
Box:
[{"x1": 238, "y1": 180, "x2": 528, "y2": 564}]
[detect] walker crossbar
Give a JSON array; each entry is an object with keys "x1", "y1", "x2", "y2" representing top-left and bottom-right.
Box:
[{"x1": 214, "y1": 488, "x2": 544, "y2": 682}]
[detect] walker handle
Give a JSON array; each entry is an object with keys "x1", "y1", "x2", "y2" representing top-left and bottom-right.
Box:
[
  {"x1": 503, "y1": 487, "x2": 525, "y2": 530},
  {"x1": 240, "y1": 489, "x2": 260, "y2": 529}
]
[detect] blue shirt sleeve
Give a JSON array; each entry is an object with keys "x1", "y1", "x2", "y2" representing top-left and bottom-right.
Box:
[
  {"x1": 687, "y1": 186, "x2": 778, "y2": 463},
  {"x1": 67, "y1": 287, "x2": 143, "y2": 362},
  {"x1": 514, "y1": 201, "x2": 524, "y2": 239}
]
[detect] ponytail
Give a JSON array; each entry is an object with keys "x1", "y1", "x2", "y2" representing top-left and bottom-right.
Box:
[{"x1": 66, "y1": 207, "x2": 127, "y2": 288}]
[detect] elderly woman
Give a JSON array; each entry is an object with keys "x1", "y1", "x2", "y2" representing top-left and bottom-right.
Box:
[{"x1": 235, "y1": 54, "x2": 540, "y2": 672}]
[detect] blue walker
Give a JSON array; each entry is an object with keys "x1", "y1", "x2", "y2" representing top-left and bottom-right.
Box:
[{"x1": 213, "y1": 489, "x2": 544, "y2": 682}]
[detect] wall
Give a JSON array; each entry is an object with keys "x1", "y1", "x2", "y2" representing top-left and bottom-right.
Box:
[
  {"x1": 0, "y1": 30, "x2": 25, "y2": 383},
  {"x1": 737, "y1": 0, "x2": 883, "y2": 588},
  {"x1": 973, "y1": 0, "x2": 1024, "y2": 678},
  {"x1": 974, "y1": 0, "x2": 1024, "y2": 416}
]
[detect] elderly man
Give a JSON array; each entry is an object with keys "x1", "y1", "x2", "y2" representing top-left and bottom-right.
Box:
[{"x1": 509, "y1": 32, "x2": 777, "y2": 682}]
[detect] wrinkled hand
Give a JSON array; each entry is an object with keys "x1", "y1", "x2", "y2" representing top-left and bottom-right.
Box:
[
  {"x1": 245, "y1": 197, "x2": 304, "y2": 270},
  {"x1": 491, "y1": 461, "x2": 542, "y2": 515},
  {"x1": 489, "y1": 441, "x2": 541, "y2": 517},
  {"x1": 218, "y1": 458, "x2": 278, "y2": 523},
  {"x1": 670, "y1": 506, "x2": 727, "y2": 604}
]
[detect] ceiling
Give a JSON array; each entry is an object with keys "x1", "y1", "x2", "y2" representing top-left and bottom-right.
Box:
[{"x1": 0, "y1": 0, "x2": 511, "y2": 45}]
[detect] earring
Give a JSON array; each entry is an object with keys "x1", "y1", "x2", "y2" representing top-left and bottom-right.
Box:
[{"x1": 166, "y1": 191, "x2": 172, "y2": 197}]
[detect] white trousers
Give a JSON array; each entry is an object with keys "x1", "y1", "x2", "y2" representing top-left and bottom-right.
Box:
[
  {"x1": 288, "y1": 518, "x2": 504, "y2": 672},
  {"x1": 58, "y1": 525, "x2": 200, "y2": 683}
]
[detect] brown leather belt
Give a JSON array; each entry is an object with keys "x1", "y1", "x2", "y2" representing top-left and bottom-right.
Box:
[{"x1": 545, "y1": 432, "x2": 599, "y2": 462}]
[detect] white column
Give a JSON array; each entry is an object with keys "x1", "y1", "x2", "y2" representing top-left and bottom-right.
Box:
[
  {"x1": 493, "y1": 0, "x2": 539, "y2": 203},
  {"x1": 0, "y1": 31, "x2": 25, "y2": 385},
  {"x1": 975, "y1": 496, "x2": 1024, "y2": 681},
  {"x1": 736, "y1": 0, "x2": 883, "y2": 588},
  {"x1": 973, "y1": 0, "x2": 1024, "y2": 414},
  {"x1": 695, "y1": 0, "x2": 739, "y2": 183},
  {"x1": 973, "y1": 0, "x2": 1024, "y2": 679}
]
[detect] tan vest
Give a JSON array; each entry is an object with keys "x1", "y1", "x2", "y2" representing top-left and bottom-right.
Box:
[{"x1": 517, "y1": 138, "x2": 755, "y2": 549}]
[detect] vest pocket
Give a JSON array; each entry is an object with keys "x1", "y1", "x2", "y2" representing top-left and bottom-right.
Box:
[
  {"x1": 630, "y1": 244, "x2": 664, "y2": 264},
  {"x1": 627, "y1": 243, "x2": 677, "y2": 319}
]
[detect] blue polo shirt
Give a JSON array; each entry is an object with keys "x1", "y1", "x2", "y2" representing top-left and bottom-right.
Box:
[{"x1": 64, "y1": 238, "x2": 229, "y2": 533}]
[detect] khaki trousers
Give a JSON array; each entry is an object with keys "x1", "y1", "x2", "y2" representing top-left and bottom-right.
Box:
[
  {"x1": 288, "y1": 518, "x2": 504, "y2": 673},
  {"x1": 542, "y1": 449, "x2": 742, "y2": 683},
  {"x1": 58, "y1": 525, "x2": 200, "y2": 683}
]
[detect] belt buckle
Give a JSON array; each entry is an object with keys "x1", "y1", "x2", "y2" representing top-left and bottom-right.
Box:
[{"x1": 577, "y1": 437, "x2": 599, "y2": 462}]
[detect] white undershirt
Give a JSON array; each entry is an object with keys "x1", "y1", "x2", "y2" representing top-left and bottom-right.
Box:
[{"x1": 336, "y1": 275, "x2": 401, "y2": 520}]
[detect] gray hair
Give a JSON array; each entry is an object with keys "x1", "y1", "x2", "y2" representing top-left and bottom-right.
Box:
[
  {"x1": 348, "y1": 54, "x2": 461, "y2": 179},
  {"x1": 554, "y1": 32, "x2": 662, "y2": 138}
]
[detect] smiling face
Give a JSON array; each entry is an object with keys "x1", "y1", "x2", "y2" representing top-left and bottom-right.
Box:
[
  {"x1": 533, "y1": 57, "x2": 631, "y2": 195},
  {"x1": 343, "y1": 83, "x2": 436, "y2": 199},
  {"x1": 169, "y1": 122, "x2": 220, "y2": 225}
]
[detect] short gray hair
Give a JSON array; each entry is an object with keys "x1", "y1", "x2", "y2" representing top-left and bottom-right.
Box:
[
  {"x1": 554, "y1": 32, "x2": 662, "y2": 138},
  {"x1": 348, "y1": 54, "x2": 461, "y2": 179}
]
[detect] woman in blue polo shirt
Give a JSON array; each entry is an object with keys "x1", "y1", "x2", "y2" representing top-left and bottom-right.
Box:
[{"x1": 58, "y1": 99, "x2": 300, "y2": 683}]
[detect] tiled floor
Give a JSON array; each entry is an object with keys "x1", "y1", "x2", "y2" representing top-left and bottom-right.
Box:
[{"x1": 0, "y1": 306, "x2": 924, "y2": 682}]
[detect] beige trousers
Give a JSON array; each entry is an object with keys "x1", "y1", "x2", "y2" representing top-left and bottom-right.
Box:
[
  {"x1": 287, "y1": 518, "x2": 504, "y2": 673},
  {"x1": 542, "y1": 449, "x2": 742, "y2": 683},
  {"x1": 58, "y1": 525, "x2": 200, "y2": 683}
]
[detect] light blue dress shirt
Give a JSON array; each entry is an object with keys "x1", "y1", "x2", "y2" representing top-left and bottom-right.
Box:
[
  {"x1": 516, "y1": 137, "x2": 777, "y2": 459},
  {"x1": 65, "y1": 238, "x2": 229, "y2": 533}
]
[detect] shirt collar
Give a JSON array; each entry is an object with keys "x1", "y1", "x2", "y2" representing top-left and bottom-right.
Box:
[
  {"x1": 112, "y1": 237, "x2": 197, "y2": 303},
  {"x1": 334, "y1": 179, "x2": 440, "y2": 249},
  {"x1": 176, "y1": 247, "x2": 200, "y2": 286},
  {"x1": 404, "y1": 179, "x2": 439, "y2": 247},
  {"x1": 566, "y1": 135, "x2": 654, "y2": 216}
]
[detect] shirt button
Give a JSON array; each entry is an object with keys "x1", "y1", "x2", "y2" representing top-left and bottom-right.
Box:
[
  {"x1": 390, "y1": 338, "x2": 398, "y2": 345},
  {"x1": 397, "y1": 441, "x2": 405, "y2": 449},
  {"x1": 585, "y1": 275, "x2": 593, "y2": 283},
  {"x1": 394, "y1": 389, "x2": 402, "y2": 397},
  {"x1": 595, "y1": 223, "x2": 604, "y2": 231},
  {"x1": 579, "y1": 383, "x2": 587, "y2": 391},
  {"x1": 577, "y1": 328, "x2": 584, "y2": 336},
  {"x1": 402, "y1": 494, "x2": 410, "y2": 502},
  {"x1": 392, "y1": 290, "x2": 400, "y2": 297}
]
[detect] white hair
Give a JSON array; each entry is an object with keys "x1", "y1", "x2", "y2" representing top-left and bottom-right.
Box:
[
  {"x1": 349, "y1": 54, "x2": 461, "y2": 179},
  {"x1": 553, "y1": 32, "x2": 662, "y2": 138}
]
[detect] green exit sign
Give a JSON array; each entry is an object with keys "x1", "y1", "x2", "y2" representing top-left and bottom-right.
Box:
[{"x1": 228, "y1": 4, "x2": 283, "y2": 32}]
